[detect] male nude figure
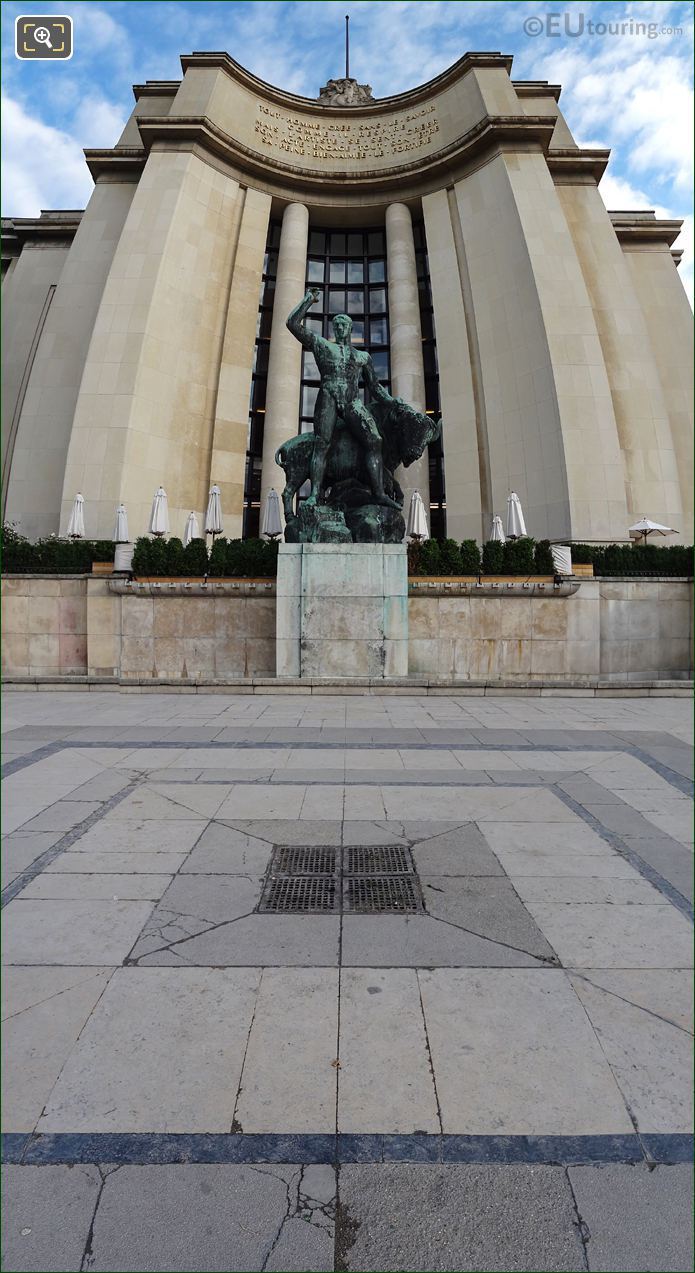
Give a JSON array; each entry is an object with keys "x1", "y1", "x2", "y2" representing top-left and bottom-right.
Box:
[{"x1": 286, "y1": 288, "x2": 400, "y2": 509}]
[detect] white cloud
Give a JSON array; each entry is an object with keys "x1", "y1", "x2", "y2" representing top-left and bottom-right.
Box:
[{"x1": 1, "y1": 94, "x2": 93, "y2": 215}]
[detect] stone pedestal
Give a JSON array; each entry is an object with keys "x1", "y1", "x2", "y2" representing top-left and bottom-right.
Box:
[{"x1": 276, "y1": 543, "x2": 408, "y2": 678}]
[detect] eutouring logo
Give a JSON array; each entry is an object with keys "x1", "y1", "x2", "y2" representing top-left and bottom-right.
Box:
[{"x1": 522, "y1": 12, "x2": 682, "y2": 39}]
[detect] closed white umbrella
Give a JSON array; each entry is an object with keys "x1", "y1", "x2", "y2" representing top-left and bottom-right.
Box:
[
  {"x1": 628, "y1": 516, "x2": 677, "y2": 546},
  {"x1": 205, "y1": 484, "x2": 223, "y2": 541},
  {"x1": 112, "y1": 504, "x2": 129, "y2": 544},
  {"x1": 66, "y1": 493, "x2": 85, "y2": 539},
  {"x1": 183, "y1": 512, "x2": 200, "y2": 546},
  {"x1": 149, "y1": 486, "x2": 169, "y2": 537},
  {"x1": 490, "y1": 515, "x2": 506, "y2": 543},
  {"x1": 406, "y1": 490, "x2": 429, "y2": 541},
  {"x1": 506, "y1": 491, "x2": 527, "y2": 540},
  {"x1": 261, "y1": 488, "x2": 283, "y2": 539}
]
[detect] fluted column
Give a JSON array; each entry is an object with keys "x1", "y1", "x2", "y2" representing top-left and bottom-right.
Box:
[
  {"x1": 386, "y1": 202, "x2": 430, "y2": 523},
  {"x1": 260, "y1": 202, "x2": 309, "y2": 518}
]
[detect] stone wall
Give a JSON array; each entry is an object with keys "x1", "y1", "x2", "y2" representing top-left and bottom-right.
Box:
[
  {"x1": 1, "y1": 576, "x2": 692, "y2": 684},
  {"x1": 408, "y1": 579, "x2": 692, "y2": 683},
  {"x1": 2, "y1": 576, "x2": 88, "y2": 676}
]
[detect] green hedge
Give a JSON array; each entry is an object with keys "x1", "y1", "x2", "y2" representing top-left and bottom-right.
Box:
[
  {"x1": 409, "y1": 534, "x2": 693, "y2": 578},
  {"x1": 572, "y1": 542, "x2": 693, "y2": 576},
  {"x1": 130, "y1": 536, "x2": 279, "y2": 577},
  {"x1": 1, "y1": 524, "x2": 114, "y2": 573}
]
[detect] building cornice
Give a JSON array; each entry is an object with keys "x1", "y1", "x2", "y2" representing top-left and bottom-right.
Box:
[
  {"x1": 609, "y1": 211, "x2": 683, "y2": 247},
  {"x1": 547, "y1": 148, "x2": 610, "y2": 183},
  {"x1": 512, "y1": 80, "x2": 562, "y2": 102},
  {"x1": 178, "y1": 49, "x2": 515, "y2": 114},
  {"x1": 2, "y1": 212, "x2": 83, "y2": 248},
  {"x1": 132, "y1": 81, "x2": 180, "y2": 101},
  {"x1": 102, "y1": 112, "x2": 555, "y2": 196}
]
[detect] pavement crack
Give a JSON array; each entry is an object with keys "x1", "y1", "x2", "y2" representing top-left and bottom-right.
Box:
[
  {"x1": 1, "y1": 970, "x2": 109, "y2": 1022},
  {"x1": 231, "y1": 970, "x2": 262, "y2": 1131},
  {"x1": 429, "y1": 913, "x2": 558, "y2": 965},
  {"x1": 79, "y1": 1168, "x2": 109, "y2": 1270},
  {"x1": 565, "y1": 1166, "x2": 591, "y2": 1271},
  {"x1": 416, "y1": 968, "x2": 443, "y2": 1135},
  {"x1": 570, "y1": 971, "x2": 694, "y2": 1036},
  {"x1": 260, "y1": 1166, "x2": 297, "y2": 1272}
]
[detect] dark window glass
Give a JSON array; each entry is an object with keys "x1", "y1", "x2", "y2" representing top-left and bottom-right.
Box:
[
  {"x1": 265, "y1": 251, "x2": 278, "y2": 277},
  {"x1": 370, "y1": 317, "x2": 388, "y2": 345},
  {"x1": 262, "y1": 278, "x2": 275, "y2": 304},
  {"x1": 307, "y1": 258, "x2": 324, "y2": 283},
  {"x1": 305, "y1": 316, "x2": 323, "y2": 335},
  {"x1": 253, "y1": 343, "x2": 269, "y2": 376},
  {"x1": 329, "y1": 261, "x2": 346, "y2": 284},
  {"x1": 351, "y1": 320, "x2": 365, "y2": 344},
  {"x1": 347, "y1": 260, "x2": 364, "y2": 284},
  {"x1": 309, "y1": 230, "x2": 326, "y2": 253},
  {"x1": 330, "y1": 232, "x2": 346, "y2": 254},
  {"x1": 347, "y1": 232, "x2": 363, "y2": 254},
  {"x1": 257, "y1": 309, "x2": 272, "y2": 339},
  {"x1": 369, "y1": 288, "x2": 386, "y2": 314},
  {"x1": 303, "y1": 351, "x2": 320, "y2": 381},
  {"x1": 371, "y1": 350, "x2": 389, "y2": 380},
  {"x1": 420, "y1": 309, "x2": 434, "y2": 341},
  {"x1": 249, "y1": 413, "x2": 264, "y2": 453},
  {"x1": 416, "y1": 252, "x2": 427, "y2": 280},
  {"x1": 347, "y1": 289, "x2": 364, "y2": 315},
  {"x1": 308, "y1": 288, "x2": 325, "y2": 312},
  {"x1": 328, "y1": 290, "x2": 346, "y2": 314},
  {"x1": 251, "y1": 377, "x2": 267, "y2": 411},
  {"x1": 423, "y1": 345, "x2": 438, "y2": 377},
  {"x1": 412, "y1": 222, "x2": 425, "y2": 250},
  {"x1": 368, "y1": 230, "x2": 385, "y2": 254},
  {"x1": 302, "y1": 385, "x2": 319, "y2": 417},
  {"x1": 368, "y1": 259, "x2": 385, "y2": 283}
]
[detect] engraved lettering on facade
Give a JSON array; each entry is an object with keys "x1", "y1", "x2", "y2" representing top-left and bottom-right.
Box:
[{"x1": 254, "y1": 103, "x2": 440, "y2": 161}]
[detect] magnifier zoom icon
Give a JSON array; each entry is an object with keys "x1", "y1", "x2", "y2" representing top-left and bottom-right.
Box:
[{"x1": 34, "y1": 26, "x2": 53, "y2": 48}]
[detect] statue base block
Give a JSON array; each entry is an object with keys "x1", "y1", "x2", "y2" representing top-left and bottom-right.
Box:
[{"x1": 276, "y1": 543, "x2": 408, "y2": 679}]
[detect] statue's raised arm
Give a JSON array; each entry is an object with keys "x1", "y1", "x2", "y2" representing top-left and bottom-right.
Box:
[{"x1": 286, "y1": 288, "x2": 321, "y2": 351}]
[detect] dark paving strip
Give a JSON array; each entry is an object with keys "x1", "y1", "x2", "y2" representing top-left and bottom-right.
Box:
[
  {"x1": 555, "y1": 789, "x2": 694, "y2": 921},
  {"x1": 1, "y1": 740, "x2": 66, "y2": 778},
  {"x1": 627, "y1": 746, "x2": 694, "y2": 797},
  {"x1": 2, "y1": 1131, "x2": 690, "y2": 1167},
  {"x1": 0, "y1": 780, "x2": 142, "y2": 909}
]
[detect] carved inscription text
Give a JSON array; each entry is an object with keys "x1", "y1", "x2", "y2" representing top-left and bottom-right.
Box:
[{"x1": 254, "y1": 102, "x2": 440, "y2": 160}]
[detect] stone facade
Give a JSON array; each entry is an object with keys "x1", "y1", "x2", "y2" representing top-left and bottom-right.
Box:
[
  {"x1": 2, "y1": 51, "x2": 692, "y2": 544},
  {"x1": 2, "y1": 575, "x2": 691, "y2": 685}
]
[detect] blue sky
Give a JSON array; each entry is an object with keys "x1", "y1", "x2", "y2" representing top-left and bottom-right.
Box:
[{"x1": 2, "y1": 0, "x2": 693, "y2": 297}]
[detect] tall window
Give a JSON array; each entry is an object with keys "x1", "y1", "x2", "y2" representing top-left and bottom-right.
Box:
[
  {"x1": 243, "y1": 220, "x2": 280, "y2": 538},
  {"x1": 414, "y1": 220, "x2": 445, "y2": 539},
  {"x1": 300, "y1": 227, "x2": 391, "y2": 432}
]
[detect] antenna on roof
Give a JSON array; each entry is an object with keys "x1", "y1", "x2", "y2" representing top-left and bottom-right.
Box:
[{"x1": 345, "y1": 14, "x2": 350, "y2": 79}]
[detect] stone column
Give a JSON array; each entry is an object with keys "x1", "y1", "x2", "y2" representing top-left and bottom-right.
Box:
[
  {"x1": 385, "y1": 202, "x2": 429, "y2": 524},
  {"x1": 260, "y1": 202, "x2": 309, "y2": 518}
]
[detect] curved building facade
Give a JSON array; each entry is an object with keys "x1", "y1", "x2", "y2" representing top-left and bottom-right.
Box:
[{"x1": 2, "y1": 50, "x2": 692, "y2": 544}]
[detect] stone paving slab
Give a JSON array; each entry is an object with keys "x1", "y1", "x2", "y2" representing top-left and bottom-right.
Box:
[
  {"x1": 337, "y1": 1163, "x2": 584, "y2": 1272},
  {"x1": 38, "y1": 968, "x2": 260, "y2": 1133},
  {"x1": 567, "y1": 1163, "x2": 693, "y2": 1272},
  {"x1": 1, "y1": 691, "x2": 692, "y2": 1272},
  {"x1": 418, "y1": 969, "x2": 635, "y2": 1135},
  {"x1": 2, "y1": 968, "x2": 115, "y2": 1132},
  {"x1": 1, "y1": 1164, "x2": 102, "y2": 1273}
]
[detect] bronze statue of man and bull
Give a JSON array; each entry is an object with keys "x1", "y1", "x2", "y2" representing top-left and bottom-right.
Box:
[{"x1": 274, "y1": 288, "x2": 442, "y2": 543}]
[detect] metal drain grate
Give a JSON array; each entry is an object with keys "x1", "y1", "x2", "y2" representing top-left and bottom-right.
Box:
[
  {"x1": 259, "y1": 875, "x2": 336, "y2": 913},
  {"x1": 344, "y1": 875, "x2": 421, "y2": 913},
  {"x1": 256, "y1": 846, "x2": 424, "y2": 915},
  {"x1": 344, "y1": 846, "x2": 413, "y2": 875},
  {"x1": 270, "y1": 846, "x2": 337, "y2": 875}
]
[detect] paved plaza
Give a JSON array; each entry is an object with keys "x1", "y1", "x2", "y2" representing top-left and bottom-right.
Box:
[{"x1": 1, "y1": 689, "x2": 693, "y2": 1272}]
